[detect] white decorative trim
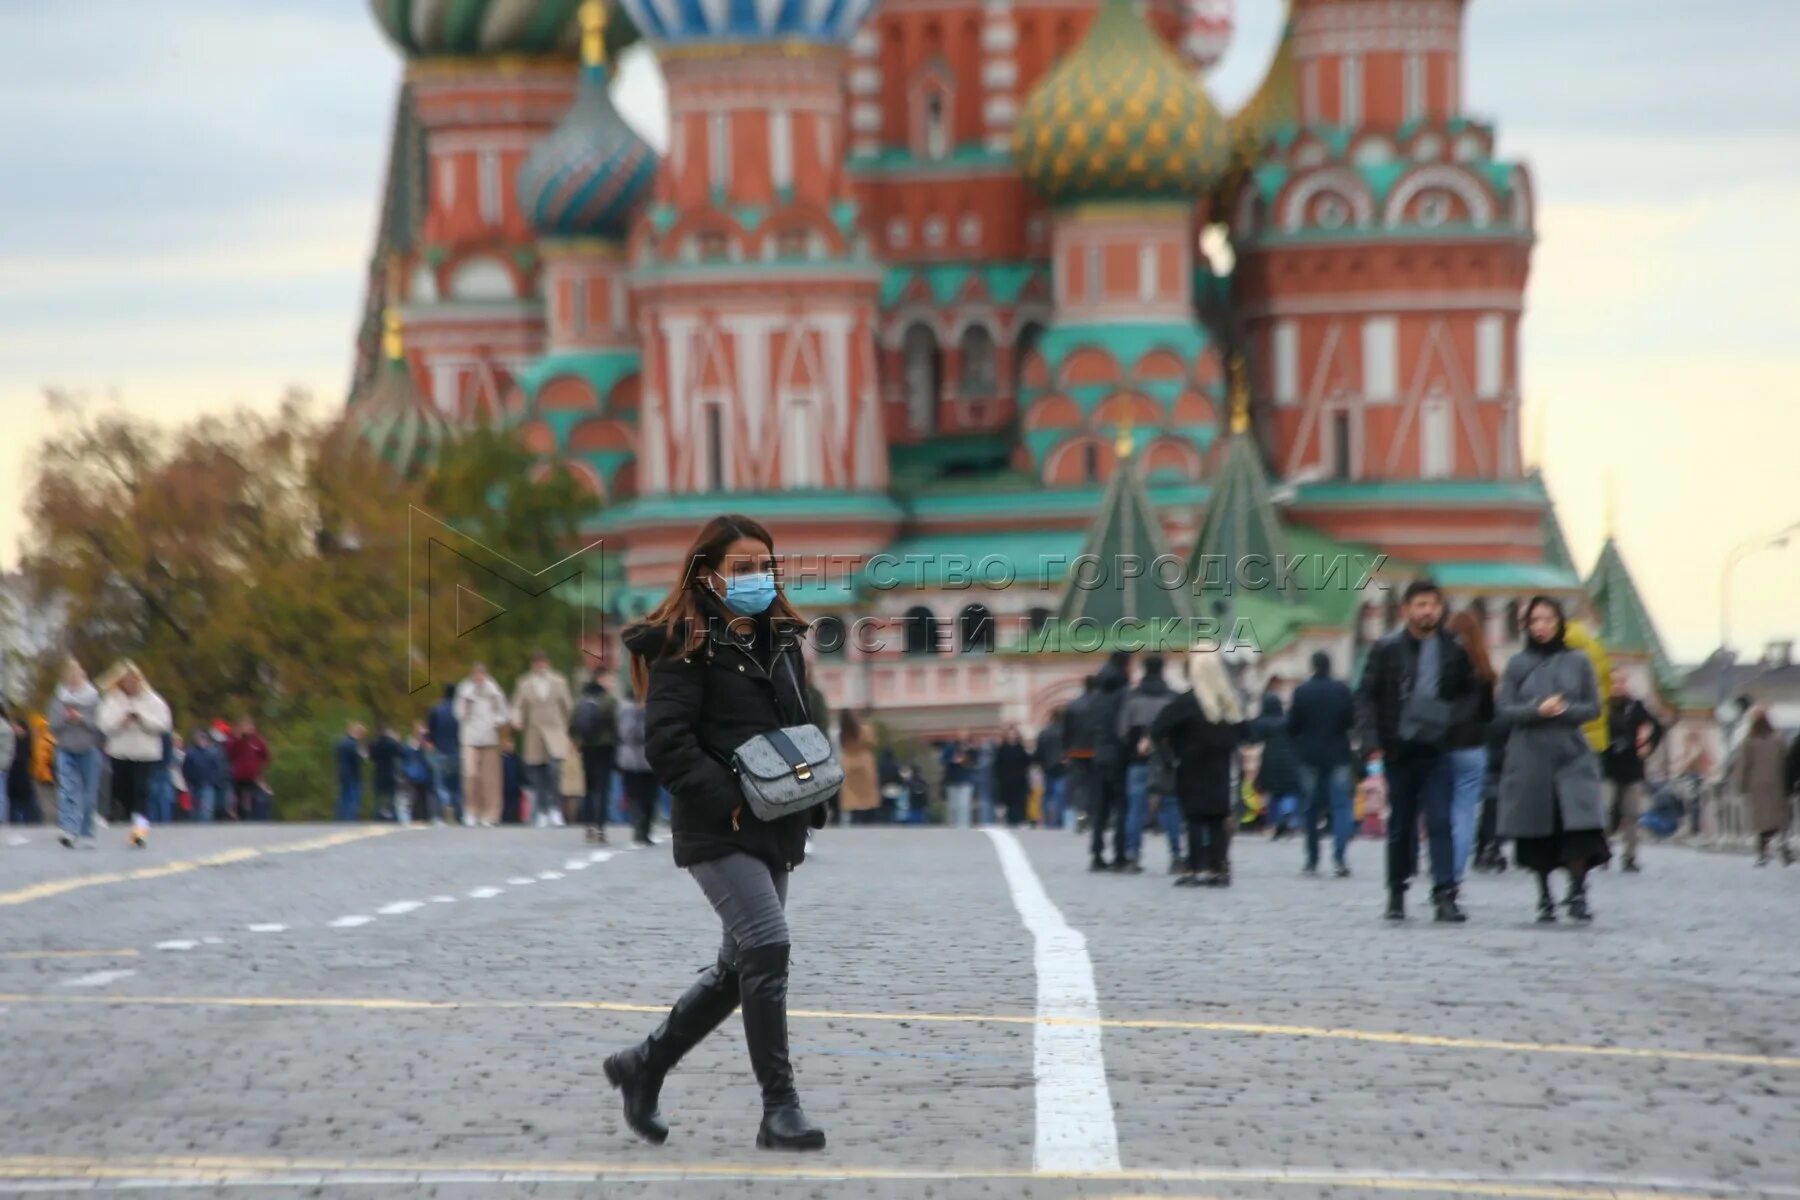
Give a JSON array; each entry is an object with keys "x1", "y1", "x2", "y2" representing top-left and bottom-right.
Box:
[
  {"x1": 1278, "y1": 168, "x2": 1376, "y2": 232},
  {"x1": 983, "y1": 95, "x2": 1017, "y2": 124},
  {"x1": 850, "y1": 102, "x2": 883, "y2": 133},
  {"x1": 851, "y1": 27, "x2": 878, "y2": 55},
  {"x1": 1241, "y1": 291, "x2": 1525, "y2": 320},
  {"x1": 1509, "y1": 164, "x2": 1534, "y2": 231},
  {"x1": 981, "y1": 21, "x2": 1018, "y2": 51},
  {"x1": 982, "y1": 59, "x2": 1018, "y2": 89},
  {"x1": 848, "y1": 65, "x2": 881, "y2": 95},
  {"x1": 1384, "y1": 164, "x2": 1494, "y2": 230}
]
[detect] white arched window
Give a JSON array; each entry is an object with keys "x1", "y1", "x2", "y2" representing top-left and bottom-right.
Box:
[
  {"x1": 902, "y1": 323, "x2": 942, "y2": 434},
  {"x1": 447, "y1": 257, "x2": 514, "y2": 300}
]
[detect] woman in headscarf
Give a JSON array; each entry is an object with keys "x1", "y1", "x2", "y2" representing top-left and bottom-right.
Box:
[
  {"x1": 1153, "y1": 647, "x2": 1246, "y2": 888},
  {"x1": 1496, "y1": 597, "x2": 1609, "y2": 923}
]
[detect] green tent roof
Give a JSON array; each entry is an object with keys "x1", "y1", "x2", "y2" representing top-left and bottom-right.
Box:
[
  {"x1": 1587, "y1": 537, "x2": 1680, "y2": 695},
  {"x1": 1057, "y1": 451, "x2": 1194, "y2": 627},
  {"x1": 1185, "y1": 432, "x2": 1292, "y2": 621}
]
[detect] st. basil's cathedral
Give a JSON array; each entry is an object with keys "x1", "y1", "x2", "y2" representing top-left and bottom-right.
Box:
[{"x1": 347, "y1": 0, "x2": 1679, "y2": 734}]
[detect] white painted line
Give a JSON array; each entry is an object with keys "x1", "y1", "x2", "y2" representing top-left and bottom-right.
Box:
[
  {"x1": 430, "y1": 895, "x2": 456, "y2": 904},
  {"x1": 5, "y1": 835, "x2": 29, "y2": 847},
  {"x1": 537, "y1": 871, "x2": 564, "y2": 881},
  {"x1": 506, "y1": 877, "x2": 537, "y2": 886},
  {"x1": 202, "y1": 937, "x2": 224, "y2": 945},
  {"x1": 154, "y1": 940, "x2": 199, "y2": 951},
  {"x1": 563, "y1": 860, "x2": 590, "y2": 871},
  {"x1": 247, "y1": 924, "x2": 287, "y2": 933},
  {"x1": 329, "y1": 916, "x2": 373, "y2": 929},
  {"x1": 377, "y1": 901, "x2": 424, "y2": 916},
  {"x1": 468, "y1": 887, "x2": 503, "y2": 899},
  {"x1": 63, "y1": 969, "x2": 137, "y2": 988},
  {"x1": 983, "y1": 828, "x2": 1120, "y2": 1174},
  {"x1": 588, "y1": 850, "x2": 612, "y2": 863}
]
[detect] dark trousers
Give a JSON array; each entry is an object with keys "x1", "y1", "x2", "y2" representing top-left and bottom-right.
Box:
[
  {"x1": 1088, "y1": 763, "x2": 1128, "y2": 864},
  {"x1": 622, "y1": 770, "x2": 658, "y2": 842},
  {"x1": 580, "y1": 745, "x2": 616, "y2": 829},
  {"x1": 1065, "y1": 757, "x2": 1097, "y2": 823},
  {"x1": 1385, "y1": 751, "x2": 1455, "y2": 891},
  {"x1": 110, "y1": 758, "x2": 156, "y2": 820},
  {"x1": 1474, "y1": 787, "x2": 1503, "y2": 861},
  {"x1": 1185, "y1": 813, "x2": 1229, "y2": 874}
]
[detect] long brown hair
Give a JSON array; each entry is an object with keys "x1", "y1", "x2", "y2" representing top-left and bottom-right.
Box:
[
  {"x1": 1445, "y1": 609, "x2": 1496, "y2": 685},
  {"x1": 626, "y1": 513, "x2": 804, "y2": 698}
]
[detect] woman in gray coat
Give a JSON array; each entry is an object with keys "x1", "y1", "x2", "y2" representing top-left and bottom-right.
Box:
[
  {"x1": 1496, "y1": 596, "x2": 1611, "y2": 923},
  {"x1": 1734, "y1": 710, "x2": 1793, "y2": 866}
]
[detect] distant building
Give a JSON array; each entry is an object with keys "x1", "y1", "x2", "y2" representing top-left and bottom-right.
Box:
[{"x1": 349, "y1": 0, "x2": 1674, "y2": 735}]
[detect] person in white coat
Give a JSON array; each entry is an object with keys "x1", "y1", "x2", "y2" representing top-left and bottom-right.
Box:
[
  {"x1": 96, "y1": 661, "x2": 173, "y2": 848},
  {"x1": 455, "y1": 663, "x2": 510, "y2": 826}
]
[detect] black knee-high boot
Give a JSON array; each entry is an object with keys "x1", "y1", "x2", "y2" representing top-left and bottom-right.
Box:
[
  {"x1": 1565, "y1": 865, "x2": 1592, "y2": 923},
  {"x1": 738, "y1": 943, "x2": 825, "y2": 1151},
  {"x1": 605, "y1": 958, "x2": 742, "y2": 1144},
  {"x1": 1535, "y1": 871, "x2": 1556, "y2": 923}
]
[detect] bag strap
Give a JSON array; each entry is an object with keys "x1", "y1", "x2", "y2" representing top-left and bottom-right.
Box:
[{"x1": 762, "y1": 727, "x2": 817, "y2": 782}]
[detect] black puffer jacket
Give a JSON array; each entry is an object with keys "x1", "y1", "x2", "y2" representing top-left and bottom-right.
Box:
[
  {"x1": 624, "y1": 602, "x2": 827, "y2": 872},
  {"x1": 1151, "y1": 692, "x2": 1242, "y2": 819},
  {"x1": 1247, "y1": 694, "x2": 1302, "y2": 798}
]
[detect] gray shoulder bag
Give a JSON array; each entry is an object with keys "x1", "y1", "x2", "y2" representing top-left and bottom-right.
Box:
[{"x1": 717, "y1": 649, "x2": 843, "y2": 822}]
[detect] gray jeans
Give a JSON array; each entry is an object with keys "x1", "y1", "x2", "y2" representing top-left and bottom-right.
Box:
[{"x1": 689, "y1": 853, "x2": 790, "y2": 970}]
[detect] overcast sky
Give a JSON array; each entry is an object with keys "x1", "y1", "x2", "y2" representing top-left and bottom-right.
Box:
[{"x1": 2, "y1": 0, "x2": 1796, "y2": 665}]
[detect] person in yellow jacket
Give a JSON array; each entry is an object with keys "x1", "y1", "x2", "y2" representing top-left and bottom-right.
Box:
[
  {"x1": 29, "y1": 712, "x2": 56, "y2": 827},
  {"x1": 1563, "y1": 619, "x2": 1612, "y2": 754}
]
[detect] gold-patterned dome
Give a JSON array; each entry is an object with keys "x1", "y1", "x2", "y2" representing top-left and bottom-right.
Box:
[{"x1": 1014, "y1": 0, "x2": 1232, "y2": 204}]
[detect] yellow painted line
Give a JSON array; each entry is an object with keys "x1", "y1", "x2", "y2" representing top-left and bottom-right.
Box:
[
  {"x1": 0, "y1": 827, "x2": 398, "y2": 907},
  {"x1": 0, "y1": 1156, "x2": 1751, "y2": 1199},
  {"x1": 0, "y1": 991, "x2": 1793, "y2": 1073},
  {"x1": 0, "y1": 948, "x2": 141, "y2": 961}
]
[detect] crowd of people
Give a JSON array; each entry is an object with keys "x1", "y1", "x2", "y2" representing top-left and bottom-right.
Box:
[
  {"x1": 1, "y1": 658, "x2": 273, "y2": 848},
  {"x1": 915, "y1": 579, "x2": 1800, "y2": 922}
]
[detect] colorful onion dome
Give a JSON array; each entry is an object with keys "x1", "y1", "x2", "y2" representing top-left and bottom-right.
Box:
[
  {"x1": 616, "y1": 0, "x2": 875, "y2": 50},
  {"x1": 370, "y1": 0, "x2": 583, "y2": 58},
  {"x1": 518, "y1": 4, "x2": 658, "y2": 239},
  {"x1": 1014, "y1": 0, "x2": 1233, "y2": 204},
  {"x1": 350, "y1": 311, "x2": 455, "y2": 479}
]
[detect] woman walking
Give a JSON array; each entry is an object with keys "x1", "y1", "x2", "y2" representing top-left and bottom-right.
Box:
[
  {"x1": 1153, "y1": 648, "x2": 1245, "y2": 888},
  {"x1": 1445, "y1": 609, "x2": 1498, "y2": 885},
  {"x1": 50, "y1": 659, "x2": 103, "y2": 849},
  {"x1": 96, "y1": 662, "x2": 173, "y2": 848},
  {"x1": 606, "y1": 514, "x2": 830, "y2": 1152},
  {"x1": 1496, "y1": 597, "x2": 1609, "y2": 923},
  {"x1": 1734, "y1": 710, "x2": 1793, "y2": 866},
  {"x1": 837, "y1": 711, "x2": 881, "y2": 826},
  {"x1": 993, "y1": 726, "x2": 1033, "y2": 827}
]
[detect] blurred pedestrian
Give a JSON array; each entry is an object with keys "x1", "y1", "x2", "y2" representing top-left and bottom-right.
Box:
[
  {"x1": 427, "y1": 684, "x2": 464, "y2": 826},
  {"x1": 1497, "y1": 596, "x2": 1609, "y2": 923},
  {"x1": 1062, "y1": 676, "x2": 1101, "y2": 834},
  {"x1": 1034, "y1": 707, "x2": 1068, "y2": 830},
  {"x1": 182, "y1": 728, "x2": 227, "y2": 823},
  {"x1": 939, "y1": 737, "x2": 975, "y2": 828},
  {"x1": 1734, "y1": 710, "x2": 1792, "y2": 867},
  {"x1": 456, "y1": 663, "x2": 508, "y2": 827},
  {"x1": 29, "y1": 711, "x2": 55, "y2": 827},
  {"x1": 571, "y1": 667, "x2": 620, "y2": 844},
  {"x1": 1119, "y1": 654, "x2": 1181, "y2": 872},
  {"x1": 615, "y1": 689, "x2": 658, "y2": 847},
  {"x1": 1446, "y1": 610, "x2": 1498, "y2": 886},
  {"x1": 1247, "y1": 691, "x2": 1302, "y2": 842},
  {"x1": 1154, "y1": 647, "x2": 1244, "y2": 888},
  {"x1": 7, "y1": 706, "x2": 39, "y2": 824},
  {"x1": 1602, "y1": 669, "x2": 1664, "y2": 872},
  {"x1": 403, "y1": 722, "x2": 435, "y2": 826},
  {"x1": 369, "y1": 724, "x2": 404, "y2": 822},
  {"x1": 225, "y1": 717, "x2": 271, "y2": 821},
  {"x1": 0, "y1": 700, "x2": 15, "y2": 825},
  {"x1": 50, "y1": 658, "x2": 103, "y2": 849},
  {"x1": 993, "y1": 726, "x2": 1033, "y2": 828},
  {"x1": 512, "y1": 650, "x2": 573, "y2": 827},
  {"x1": 96, "y1": 661, "x2": 173, "y2": 848},
  {"x1": 1288, "y1": 651, "x2": 1356, "y2": 878},
  {"x1": 500, "y1": 730, "x2": 524, "y2": 825},
  {"x1": 838, "y1": 712, "x2": 880, "y2": 826},
  {"x1": 335, "y1": 722, "x2": 367, "y2": 822}
]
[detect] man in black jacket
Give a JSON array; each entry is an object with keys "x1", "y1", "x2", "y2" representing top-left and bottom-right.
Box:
[
  {"x1": 1076, "y1": 653, "x2": 1132, "y2": 871},
  {"x1": 1061, "y1": 676, "x2": 1101, "y2": 837},
  {"x1": 1118, "y1": 655, "x2": 1181, "y2": 873},
  {"x1": 1602, "y1": 669, "x2": 1664, "y2": 873},
  {"x1": 1354, "y1": 579, "x2": 1474, "y2": 922},
  {"x1": 1288, "y1": 651, "x2": 1356, "y2": 877}
]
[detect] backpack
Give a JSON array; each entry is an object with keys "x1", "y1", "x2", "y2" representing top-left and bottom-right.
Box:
[{"x1": 570, "y1": 692, "x2": 618, "y2": 748}]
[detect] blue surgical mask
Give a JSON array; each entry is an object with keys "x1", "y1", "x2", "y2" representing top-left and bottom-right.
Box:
[{"x1": 722, "y1": 571, "x2": 777, "y2": 616}]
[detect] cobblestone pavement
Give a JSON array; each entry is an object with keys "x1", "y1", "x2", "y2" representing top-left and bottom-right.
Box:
[{"x1": 1, "y1": 822, "x2": 1797, "y2": 1199}]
